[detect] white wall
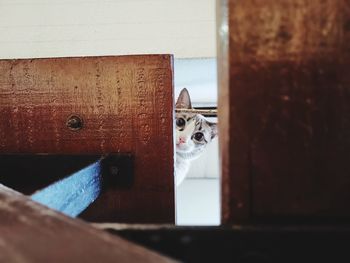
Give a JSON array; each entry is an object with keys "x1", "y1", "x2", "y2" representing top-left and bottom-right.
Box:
[
  {"x1": 0, "y1": 0, "x2": 216, "y2": 59},
  {"x1": 176, "y1": 178, "x2": 220, "y2": 225},
  {"x1": 174, "y1": 58, "x2": 217, "y2": 107}
]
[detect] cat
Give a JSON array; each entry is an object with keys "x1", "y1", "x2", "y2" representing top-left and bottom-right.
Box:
[{"x1": 175, "y1": 88, "x2": 218, "y2": 186}]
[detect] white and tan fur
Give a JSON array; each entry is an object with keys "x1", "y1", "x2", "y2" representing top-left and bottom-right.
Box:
[{"x1": 175, "y1": 88, "x2": 217, "y2": 186}]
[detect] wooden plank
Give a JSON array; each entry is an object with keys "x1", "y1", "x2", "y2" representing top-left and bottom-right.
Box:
[
  {"x1": 218, "y1": 0, "x2": 350, "y2": 223},
  {"x1": 218, "y1": 0, "x2": 252, "y2": 222},
  {"x1": 0, "y1": 55, "x2": 174, "y2": 223},
  {"x1": 0, "y1": 185, "x2": 176, "y2": 263},
  {"x1": 217, "y1": 0, "x2": 242, "y2": 223}
]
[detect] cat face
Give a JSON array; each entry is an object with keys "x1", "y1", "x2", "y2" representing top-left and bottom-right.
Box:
[{"x1": 175, "y1": 88, "x2": 217, "y2": 159}]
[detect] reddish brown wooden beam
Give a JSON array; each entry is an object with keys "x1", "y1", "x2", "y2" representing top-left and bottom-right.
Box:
[
  {"x1": 0, "y1": 55, "x2": 174, "y2": 223},
  {"x1": 218, "y1": 0, "x2": 350, "y2": 223},
  {"x1": 217, "y1": 0, "x2": 233, "y2": 224},
  {"x1": 218, "y1": 0, "x2": 252, "y2": 223},
  {"x1": 0, "y1": 184, "x2": 176, "y2": 263}
]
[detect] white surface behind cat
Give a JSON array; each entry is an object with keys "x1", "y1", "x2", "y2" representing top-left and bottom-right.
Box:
[
  {"x1": 176, "y1": 177, "x2": 220, "y2": 225},
  {"x1": 0, "y1": 0, "x2": 215, "y2": 59},
  {"x1": 174, "y1": 58, "x2": 217, "y2": 107}
]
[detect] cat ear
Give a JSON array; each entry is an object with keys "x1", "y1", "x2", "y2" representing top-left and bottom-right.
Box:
[
  {"x1": 209, "y1": 122, "x2": 218, "y2": 139},
  {"x1": 176, "y1": 88, "x2": 192, "y2": 109}
]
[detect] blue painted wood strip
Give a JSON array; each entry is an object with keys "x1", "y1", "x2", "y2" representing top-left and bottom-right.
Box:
[{"x1": 31, "y1": 160, "x2": 102, "y2": 217}]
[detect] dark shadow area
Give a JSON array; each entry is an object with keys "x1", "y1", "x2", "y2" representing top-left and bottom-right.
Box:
[
  {"x1": 110, "y1": 225, "x2": 350, "y2": 263},
  {"x1": 0, "y1": 154, "x2": 134, "y2": 195},
  {"x1": 0, "y1": 155, "x2": 101, "y2": 194},
  {"x1": 0, "y1": 154, "x2": 134, "y2": 218}
]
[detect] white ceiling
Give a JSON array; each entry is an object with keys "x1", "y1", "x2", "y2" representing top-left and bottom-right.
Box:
[{"x1": 0, "y1": 0, "x2": 216, "y2": 59}]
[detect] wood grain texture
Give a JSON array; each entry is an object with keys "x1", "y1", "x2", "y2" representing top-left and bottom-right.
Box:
[
  {"x1": 0, "y1": 184, "x2": 176, "y2": 263},
  {"x1": 0, "y1": 55, "x2": 174, "y2": 223},
  {"x1": 217, "y1": 0, "x2": 236, "y2": 224},
  {"x1": 218, "y1": 0, "x2": 350, "y2": 223}
]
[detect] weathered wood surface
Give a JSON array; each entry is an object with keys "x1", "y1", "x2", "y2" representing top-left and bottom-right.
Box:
[
  {"x1": 218, "y1": 0, "x2": 350, "y2": 223},
  {"x1": 0, "y1": 55, "x2": 174, "y2": 223},
  {"x1": 0, "y1": 184, "x2": 176, "y2": 263}
]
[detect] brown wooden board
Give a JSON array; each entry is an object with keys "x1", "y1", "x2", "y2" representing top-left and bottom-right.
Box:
[
  {"x1": 0, "y1": 55, "x2": 174, "y2": 223},
  {"x1": 0, "y1": 184, "x2": 176, "y2": 263},
  {"x1": 218, "y1": 0, "x2": 350, "y2": 223}
]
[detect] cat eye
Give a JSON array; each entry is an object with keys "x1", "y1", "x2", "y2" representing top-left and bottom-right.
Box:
[
  {"x1": 193, "y1": 132, "x2": 204, "y2": 142},
  {"x1": 176, "y1": 117, "x2": 186, "y2": 128}
]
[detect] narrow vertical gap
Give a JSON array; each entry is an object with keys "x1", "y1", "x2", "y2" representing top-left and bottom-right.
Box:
[{"x1": 174, "y1": 58, "x2": 220, "y2": 226}]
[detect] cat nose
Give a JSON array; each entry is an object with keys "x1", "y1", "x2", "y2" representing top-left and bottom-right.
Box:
[{"x1": 179, "y1": 137, "x2": 186, "y2": 144}]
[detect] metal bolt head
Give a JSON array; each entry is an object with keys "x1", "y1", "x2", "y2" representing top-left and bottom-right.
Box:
[{"x1": 66, "y1": 115, "x2": 83, "y2": 131}]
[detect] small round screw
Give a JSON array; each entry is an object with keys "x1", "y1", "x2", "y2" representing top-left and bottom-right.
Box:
[{"x1": 66, "y1": 115, "x2": 83, "y2": 131}]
